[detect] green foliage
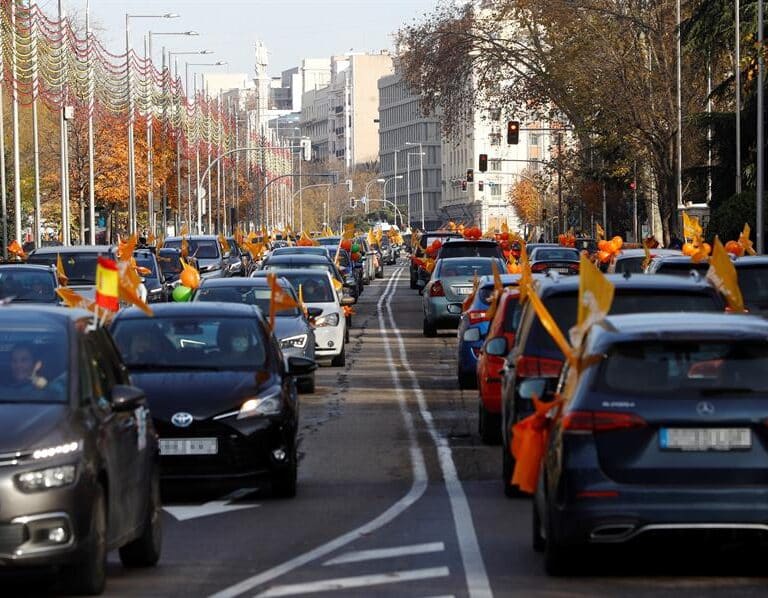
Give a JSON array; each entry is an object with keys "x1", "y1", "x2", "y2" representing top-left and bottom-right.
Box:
[{"x1": 706, "y1": 191, "x2": 756, "y2": 241}]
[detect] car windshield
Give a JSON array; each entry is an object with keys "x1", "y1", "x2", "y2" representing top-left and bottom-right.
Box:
[
  {"x1": 0, "y1": 323, "x2": 69, "y2": 402},
  {"x1": 157, "y1": 253, "x2": 183, "y2": 275},
  {"x1": 275, "y1": 274, "x2": 334, "y2": 303},
  {"x1": 27, "y1": 252, "x2": 105, "y2": 285},
  {"x1": 655, "y1": 261, "x2": 709, "y2": 276},
  {"x1": 532, "y1": 248, "x2": 580, "y2": 261},
  {"x1": 529, "y1": 291, "x2": 721, "y2": 355},
  {"x1": 597, "y1": 341, "x2": 768, "y2": 396},
  {"x1": 112, "y1": 317, "x2": 268, "y2": 370},
  {"x1": 274, "y1": 247, "x2": 326, "y2": 257},
  {"x1": 0, "y1": 270, "x2": 57, "y2": 303},
  {"x1": 266, "y1": 262, "x2": 331, "y2": 273},
  {"x1": 316, "y1": 238, "x2": 340, "y2": 247},
  {"x1": 165, "y1": 239, "x2": 220, "y2": 259},
  {"x1": 478, "y1": 284, "x2": 517, "y2": 305},
  {"x1": 438, "y1": 259, "x2": 497, "y2": 278},
  {"x1": 613, "y1": 256, "x2": 645, "y2": 274},
  {"x1": 736, "y1": 265, "x2": 768, "y2": 309},
  {"x1": 195, "y1": 285, "x2": 300, "y2": 316}
]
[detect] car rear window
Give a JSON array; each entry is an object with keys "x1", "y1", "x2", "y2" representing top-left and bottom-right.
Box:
[
  {"x1": 655, "y1": 261, "x2": 709, "y2": 276},
  {"x1": 736, "y1": 265, "x2": 768, "y2": 309},
  {"x1": 28, "y1": 252, "x2": 106, "y2": 285},
  {"x1": 0, "y1": 269, "x2": 57, "y2": 303},
  {"x1": 195, "y1": 285, "x2": 300, "y2": 316},
  {"x1": 276, "y1": 274, "x2": 334, "y2": 303},
  {"x1": 613, "y1": 256, "x2": 645, "y2": 274},
  {"x1": 532, "y1": 248, "x2": 580, "y2": 261},
  {"x1": 165, "y1": 239, "x2": 220, "y2": 259},
  {"x1": 525, "y1": 290, "x2": 722, "y2": 356},
  {"x1": 596, "y1": 340, "x2": 768, "y2": 396},
  {"x1": 503, "y1": 298, "x2": 523, "y2": 333},
  {"x1": 439, "y1": 244, "x2": 501, "y2": 259},
  {"x1": 437, "y1": 259, "x2": 498, "y2": 278}
]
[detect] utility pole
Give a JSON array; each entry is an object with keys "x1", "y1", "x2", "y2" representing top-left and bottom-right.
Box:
[{"x1": 557, "y1": 132, "x2": 563, "y2": 235}]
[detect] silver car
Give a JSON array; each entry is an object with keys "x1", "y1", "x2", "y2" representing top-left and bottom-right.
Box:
[{"x1": 192, "y1": 277, "x2": 317, "y2": 393}]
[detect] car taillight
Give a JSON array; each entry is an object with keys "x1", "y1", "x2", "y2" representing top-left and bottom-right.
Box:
[
  {"x1": 562, "y1": 410, "x2": 647, "y2": 433},
  {"x1": 568, "y1": 264, "x2": 579, "y2": 274},
  {"x1": 516, "y1": 355, "x2": 563, "y2": 377},
  {"x1": 531, "y1": 263, "x2": 548, "y2": 272},
  {"x1": 429, "y1": 280, "x2": 445, "y2": 297},
  {"x1": 468, "y1": 310, "x2": 487, "y2": 324}
]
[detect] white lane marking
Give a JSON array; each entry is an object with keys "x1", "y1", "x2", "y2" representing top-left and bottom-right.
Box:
[
  {"x1": 255, "y1": 567, "x2": 450, "y2": 598},
  {"x1": 322, "y1": 542, "x2": 445, "y2": 566},
  {"x1": 163, "y1": 501, "x2": 260, "y2": 522},
  {"x1": 384, "y1": 270, "x2": 493, "y2": 598},
  {"x1": 210, "y1": 268, "x2": 431, "y2": 598}
]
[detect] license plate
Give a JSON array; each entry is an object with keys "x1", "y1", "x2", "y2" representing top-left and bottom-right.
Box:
[
  {"x1": 159, "y1": 438, "x2": 218, "y2": 455},
  {"x1": 555, "y1": 268, "x2": 571, "y2": 274},
  {"x1": 659, "y1": 428, "x2": 751, "y2": 451},
  {"x1": 455, "y1": 287, "x2": 473, "y2": 295}
]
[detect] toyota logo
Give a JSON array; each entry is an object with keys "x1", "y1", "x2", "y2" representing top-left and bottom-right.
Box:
[
  {"x1": 171, "y1": 412, "x2": 194, "y2": 427},
  {"x1": 696, "y1": 401, "x2": 715, "y2": 416}
]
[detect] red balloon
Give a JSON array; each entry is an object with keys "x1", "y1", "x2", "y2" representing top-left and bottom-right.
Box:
[
  {"x1": 340, "y1": 239, "x2": 352, "y2": 251},
  {"x1": 351, "y1": 251, "x2": 361, "y2": 261}
]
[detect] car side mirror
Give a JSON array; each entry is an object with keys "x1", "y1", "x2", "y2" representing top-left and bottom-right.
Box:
[
  {"x1": 484, "y1": 336, "x2": 508, "y2": 356},
  {"x1": 223, "y1": 251, "x2": 231, "y2": 259},
  {"x1": 287, "y1": 356, "x2": 317, "y2": 377},
  {"x1": 111, "y1": 384, "x2": 146, "y2": 412},
  {"x1": 340, "y1": 296, "x2": 355, "y2": 306},
  {"x1": 416, "y1": 279, "x2": 426, "y2": 289},
  {"x1": 463, "y1": 327, "x2": 481, "y2": 342},
  {"x1": 306, "y1": 307, "x2": 323, "y2": 319}
]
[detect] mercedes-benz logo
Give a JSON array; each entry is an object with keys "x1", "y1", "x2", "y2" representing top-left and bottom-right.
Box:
[
  {"x1": 171, "y1": 412, "x2": 194, "y2": 427},
  {"x1": 696, "y1": 401, "x2": 715, "y2": 416}
]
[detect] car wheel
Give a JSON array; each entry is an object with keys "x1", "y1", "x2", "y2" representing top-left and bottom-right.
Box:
[
  {"x1": 298, "y1": 375, "x2": 316, "y2": 394},
  {"x1": 410, "y1": 273, "x2": 417, "y2": 289},
  {"x1": 376, "y1": 267, "x2": 384, "y2": 278},
  {"x1": 272, "y1": 446, "x2": 297, "y2": 498},
  {"x1": 532, "y1": 501, "x2": 546, "y2": 553},
  {"x1": 331, "y1": 345, "x2": 346, "y2": 367},
  {"x1": 345, "y1": 325, "x2": 350, "y2": 344},
  {"x1": 544, "y1": 508, "x2": 571, "y2": 576},
  {"x1": 423, "y1": 318, "x2": 437, "y2": 337},
  {"x1": 64, "y1": 485, "x2": 107, "y2": 595},
  {"x1": 479, "y1": 404, "x2": 501, "y2": 445},
  {"x1": 458, "y1": 370, "x2": 476, "y2": 390},
  {"x1": 119, "y1": 469, "x2": 162, "y2": 568}
]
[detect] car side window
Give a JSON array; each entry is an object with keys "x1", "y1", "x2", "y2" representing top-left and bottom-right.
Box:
[
  {"x1": 84, "y1": 336, "x2": 110, "y2": 403},
  {"x1": 78, "y1": 337, "x2": 96, "y2": 406}
]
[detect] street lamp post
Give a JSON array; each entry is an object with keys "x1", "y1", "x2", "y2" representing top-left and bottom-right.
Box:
[
  {"x1": 383, "y1": 176, "x2": 404, "y2": 227},
  {"x1": 407, "y1": 151, "x2": 425, "y2": 230},
  {"x1": 364, "y1": 177, "x2": 384, "y2": 215},
  {"x1": 125, "y1": 12, "x2": 178, "y2": 236},
  {"x1": 405, "y1": 142, "x2": 425, "y2": 230}
]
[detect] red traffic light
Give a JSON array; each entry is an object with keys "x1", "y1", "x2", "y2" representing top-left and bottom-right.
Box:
[
  {"x1": 629, "y1": 181, "x2": 637, "y2": 190},
  {"x1": 507, "y1": 121, "x2": 520, "y2": 144},
  {"x1": 479, "y1": 154, "x2": 488, "y2": 172},
  {"x1": 466, "y1": 169, "x2": 474, "y2": 183}
]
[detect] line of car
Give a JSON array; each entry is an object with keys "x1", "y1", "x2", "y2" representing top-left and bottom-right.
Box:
[
  {"x1": 0, "y1": 235, "x2": 400, "y2": 594},
  {"x1": 419, "y1": 233, "x2": 768, "y2": 575}
]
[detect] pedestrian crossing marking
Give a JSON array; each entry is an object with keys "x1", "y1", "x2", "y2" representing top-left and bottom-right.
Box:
[{"x1": 322, "y1": 542, "x2": 445, "y2": 566}]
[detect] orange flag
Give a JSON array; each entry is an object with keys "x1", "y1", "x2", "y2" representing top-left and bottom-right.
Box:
[
  {"x1": 267, "y1": 272, "x2": 300, "y2": 330},
  {"x1": 95, "y1": 257, "x2": 120, "y2": 312},
  {"x1": 707, "y1": 237, "x2": 745, "y2": 312},
  {"x1": 117, "y1": 234, "x2": 137, "y2": 261},
  {"x1": 485, "y1": 261, "x2": 505, "y2": 321},
  {"x1": 56, "y1": 254, "x2": 69, "y2": 286},
  {"x1": 518, "y1": 243, "x2": 533, "y2": 304},
  {"x1": 218, "y1": 234, "x2": 230, "y2": 253},
  {"x1": 56, "y1": 287, "x2": 92, "y2": 311},
  {"x1": 8, "y1": 240, "x2": 26, "y2": 259}
]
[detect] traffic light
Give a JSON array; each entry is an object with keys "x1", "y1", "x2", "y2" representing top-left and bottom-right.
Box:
[
  {"x1": 479, "y1": 154, "x2": 488, "y2": 172},
  {"x1": 466, "y1": 169, "x2": 474, "y2": 183},
  {"x1": 478, "y1": 181, "x2": 484, "y2": 191},
  {"x1": 350, "y1": 197, "x2": 357, "y2": 208},
  {"x1": 507, "y1": 120, "x2": 520, "y2": 145},
  {"x1": 461, "y1": 180, "x2": 467, "y2": 191},
  {"x1": 300, "y1": 138, "x2": 311, "y2": 161}
]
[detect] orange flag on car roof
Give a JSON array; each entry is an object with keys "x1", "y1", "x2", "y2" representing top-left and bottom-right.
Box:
[
  {"x1": 518, "y1": 243, "x2": 533, "y2": 304},
  {"x1": 485, "y1": 261, "x2": 505, "y2": 321},
  {"x1": 707, "y1": 237, "x2": 745, "y2": 312},
  {"x1": 56, "y1": 287, "x2": 92, "y2": 311},
  {"x1": 8, "y1": 240, "x2": 26, "y2": 259},
  {"x1": 267, "y1": 272, "x2": 300, "y2": 330},
  {"x1": 56, "y1": 254, "x2": 69, "y2": 286},
  {"x1": 218, "y1": 234, "x2": 230, "y2": 253}
]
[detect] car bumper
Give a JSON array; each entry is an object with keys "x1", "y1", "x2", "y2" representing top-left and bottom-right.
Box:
[
  {"x1": 552, "y1": 482, "x2": 768, "y2": 546},
  {"x1": 155, "y1": 416, "x2": 295, "y2": 482},
  {"x1": 314, "y1": 324, "x2": 344, "y2": 360},
  {"x1": 424, "y1": 298, "x2": 463, "y2": 328},
  {"x1": 0, "y1": 462, "x2": 95, "y2": 566}
]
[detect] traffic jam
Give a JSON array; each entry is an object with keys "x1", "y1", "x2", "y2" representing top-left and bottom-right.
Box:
[{"x1": 1, "y1": 216, "x2": 768, "y2": 593}]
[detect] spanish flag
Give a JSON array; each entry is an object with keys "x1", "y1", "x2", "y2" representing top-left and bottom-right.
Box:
[
  {"x1": 267, "y1": 273, "x2": 300, "y2": 330},
  {"x1": 95, "y1": 257, "x2": 119, "y2": 311}
]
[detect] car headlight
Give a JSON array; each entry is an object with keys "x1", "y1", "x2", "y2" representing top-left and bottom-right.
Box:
[
  {"x1": 32, "y1": 441, "x2": 81, "y2": 460},
  {"x1": 280, "y1": 334, "x2": 308, "y2": 349},
  {"x1": 237, "y1": 389, "x2": 282, "y2": 419},
  {"x1": 229, "y1": 260, "x2": 242, "y2": 272},
  {"x1": 315, "y1": 312, "x2": 340, "y2": 327},
  {"x1": 149, "y1": 286, "x2": 163, "y2": 295},
  {"x1": 16, "y1": 465, "x2": 76, "y2": 492}
]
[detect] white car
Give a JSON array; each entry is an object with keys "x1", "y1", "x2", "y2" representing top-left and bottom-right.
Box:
[{"x1": 251, "y1": 268, "x2": 350, "y2": 366}]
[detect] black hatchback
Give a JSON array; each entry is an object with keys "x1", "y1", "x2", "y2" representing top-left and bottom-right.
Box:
[
  {"x1": 500, "y1": 272, "x2": 727, "y2": 496},
  {"x1": 110, "y1": 303, "x2": 316, "y2": 498},
  {"x1": 0, "y1": 306, "x2": 161, "y2": 595},
  {"x1": 535, "y1": 313, "x2": 768, "y2": 575}
]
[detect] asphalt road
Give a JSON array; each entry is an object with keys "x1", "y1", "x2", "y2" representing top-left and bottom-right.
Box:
[{"x1": 6, "y1": 263, "x2": 768, "y2": 596}]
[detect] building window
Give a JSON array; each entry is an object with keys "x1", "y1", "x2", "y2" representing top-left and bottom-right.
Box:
[
  {"x1": 490, "y1": 133, "x2": 501, "y2": 146},
  {"x1": 490, "y1": 159, "x2": 502, "y2": 172},
  {"x1": 490, "y1": 183, "x2": 502, "y2": 196}
]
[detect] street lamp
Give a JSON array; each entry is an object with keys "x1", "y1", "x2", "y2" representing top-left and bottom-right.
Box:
[
  {"x1": 383, "y1": 176, "x2": 403, "y2": 227},
  {"x1": 125, "y1": 12, "x2": 179, "y2": 235},
  {"x1": 363, "y1": 177, "x2": 384, "y2": 214},
  {"x1": 186, "y1": 61, "x2": 228, "y2": 233},
  {"x1": 405, "y1": 141, "x2": 425, "y2": 230},
  {"x1": 407, "y1": 151, "x2": 425, "y2": 230},
  {"x1": 145, "y1": 31, "x2": 198, "y2": 235}
]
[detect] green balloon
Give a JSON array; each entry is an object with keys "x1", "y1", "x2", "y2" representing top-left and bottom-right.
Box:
[
  {"x1": 172, "y1": 285, "x2": 193, "y2": 302},
  {"x1": 351, "y1": 243, "x2": 361, "y2": 254}
]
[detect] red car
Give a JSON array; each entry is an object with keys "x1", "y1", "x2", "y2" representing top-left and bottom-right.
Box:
[{"x1": 476, "y1": 289, "x2": 522, "y2": 444}]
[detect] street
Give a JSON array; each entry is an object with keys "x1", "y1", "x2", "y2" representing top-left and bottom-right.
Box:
[{"x1": 4, "y1": 263, "x2": 768, "y2": 597}]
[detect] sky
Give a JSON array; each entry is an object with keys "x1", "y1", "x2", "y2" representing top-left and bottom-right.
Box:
[{"x1": 50, "y1": 0, "x2": 441, "y2": 80}]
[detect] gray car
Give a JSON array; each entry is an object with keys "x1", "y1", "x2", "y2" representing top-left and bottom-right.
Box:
[
  {"x1": 0, "y1": 264, "x2": 59, "y2": 304},
  {"x1": 26, "y1": 245, "x2": 117, "y2": 302},
  {"x1": 192, "y1": 277, "x2": 317, "y2": 393},
  {"x1": 163, "y1": 235, "x2": 226, "y2": 279}
]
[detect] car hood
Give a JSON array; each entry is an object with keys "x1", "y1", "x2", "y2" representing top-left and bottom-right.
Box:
[
  {"x1": 129, "y1": 370, "x2": 275, "y2": 421},
  {"x1": 274, "y1": 316, "x2": 310, "y2": 340},
  {"x1": 0, "y1": 403, "x2": 69, "y2": 453}
]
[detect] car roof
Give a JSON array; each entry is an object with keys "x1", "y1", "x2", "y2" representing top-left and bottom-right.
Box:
[
  {"x1": 29, "y1": 245, "x2": 114, "y2": 255},
  {"x1": 252, "y1": 268, "x2": 332, "y2": 280},
  {"x1": 164, "y1": 235, "x2": 218, "y2": 241},
  {"x1": 265, "y1": 254, "x2": 330, "y2": 264},
  {"x1": 616, "y1": 248, "x2": 681, "y2": 258},
  {"x1": 477, "y1": 274, "x2": 521, "y2": 288},
  {"x1": 442, "y1": 238, "x2": 498, "y2": 245},
  {"x1": 0, "y1": 304, "x2": 91, "y2": 324},
  {"x1": 652, "y1": 255, "x2": 705, "y2": 264},
  {"x1": 0, "y1": 263, "x2": 56, "y2": 272},
  {"x1": 115, "y1": 302, "x2": 263, "y2": 320},
  {"x1": 199, "y1": 277, "x2": 278, "y2": 288},
  {"x1": 595, "y1": 312, "x2": 768, "y2": 342},
  {"x1": 733, "y1": 255, "x2": 768, "y2": 266},
  {"x1": 535, "y1": 272, "x2": 717, "y2": 296}
]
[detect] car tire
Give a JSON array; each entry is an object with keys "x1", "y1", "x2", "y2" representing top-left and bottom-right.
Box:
[
  {"x1": 410, "y1": 274, "x2": 417, "y2": 289},
  {"x1": 298, "y1": 375, "x2": 316, "y2": 394},
  {"x1": 479, "y1": 404, "x2": 501, "y2": 445},
  {"x1": 532, "y1": 502, "x2": 546, "y2": 553},
  {"x1": 544, "y1": 509, "x2": 570, "y2": 576},
  {"x1": 64, "y1": 485, "x2": 107, "y2": 595},
  {"x1": 272, "y1": 448, "x2": 297, "y2": 499},
  {"x1": 458, "y1": 370, "x2": 476, "y2": 390},
  {"x1": 119, "y1": 469, "x2": 162, "y2": 568},
  {"x1": 423, "y1": 318, "x2": 437, "y2": 337},
  {"x1": 331, "y1": 345, "x2": 346, "y2": 367},
  {"x1": 345, "y1": 325, "x2": 350, "y2": 344},
  {"x1": 376, "y1": 268, "x2": 384, "y2": 278}
]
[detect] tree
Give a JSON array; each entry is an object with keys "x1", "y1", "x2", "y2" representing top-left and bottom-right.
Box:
[{"x1": 509, "y1": 172, "x2": 542, "y2": 226}]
